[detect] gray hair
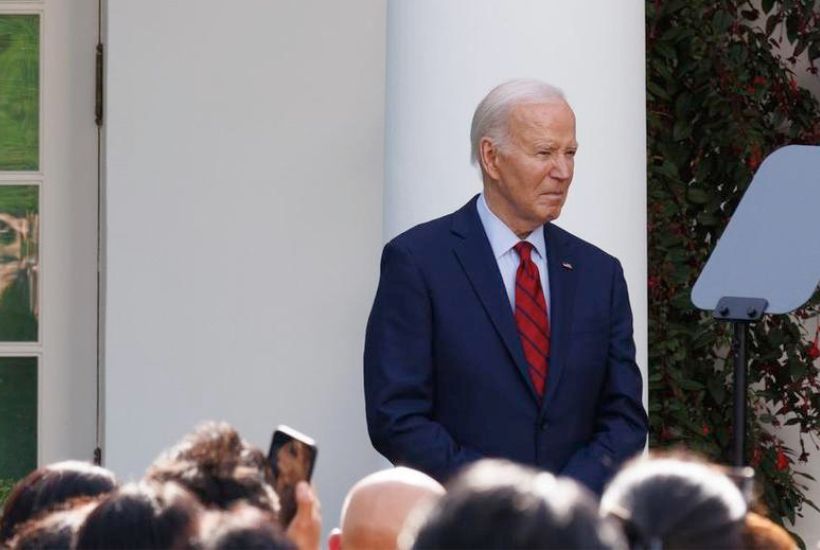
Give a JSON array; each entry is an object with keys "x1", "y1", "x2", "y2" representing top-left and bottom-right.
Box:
[{"x1": 470, "y1": 79, "x2": 566, "y2": 168}]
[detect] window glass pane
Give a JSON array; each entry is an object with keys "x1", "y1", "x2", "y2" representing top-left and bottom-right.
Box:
[
  {"x1": 0, "y1": 185, "x2": 38, "y2": 341},
  {"x1": 0, "y1": 14, "x2": 39, "y2": 171},
  {"x1": 0, "y1": 356, "x2": 37, "y2": 488}
]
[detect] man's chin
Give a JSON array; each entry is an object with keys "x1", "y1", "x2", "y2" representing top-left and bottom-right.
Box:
[{"x1": 535, "y1": 207, "x2": 562, "y2": 225}]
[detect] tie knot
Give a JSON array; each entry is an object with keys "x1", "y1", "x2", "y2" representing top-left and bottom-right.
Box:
[{"x1": 514, "y1": 241, "x2": 534, "y2": 262}]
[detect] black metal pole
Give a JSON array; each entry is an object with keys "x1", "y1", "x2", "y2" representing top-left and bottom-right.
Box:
[{"x1": 732, "y1": 321, "x2": 747, "y2": 467}]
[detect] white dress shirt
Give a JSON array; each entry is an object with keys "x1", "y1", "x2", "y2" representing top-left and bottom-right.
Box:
[{"x1": 476, "y1": 193, "x2": 551, "y2": 313}]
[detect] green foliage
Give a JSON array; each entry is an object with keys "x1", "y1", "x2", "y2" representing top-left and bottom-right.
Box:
[
  {"x1": 0, "y1": 15, "x2": 39, "y2": 171},
  {"x1": 646, "y1": 0, "x2": 820, "y2": 540},
  {"x1": 0, "y1": 358, "x2": 37, "y2": 480},
  {"x1": 0, "y1": 185, "x2": 39, "y2": 341},
  {"x1": 0, "y1": 478, "x2": 15, "y2": 509},
  {"x1": 0, "y1": 185, "x2": 37, "y2": 216},
  {"x1": 0, "y1": 274, "x2": 37, "y2": 340}
]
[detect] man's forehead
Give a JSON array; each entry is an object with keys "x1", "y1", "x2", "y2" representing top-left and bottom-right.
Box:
[
  {"x1": 508, "y1": 100, "x2": 576, "y2": 142},
  {"x1": 509, "y1": 100, "x2": 574, "y2": 124}
]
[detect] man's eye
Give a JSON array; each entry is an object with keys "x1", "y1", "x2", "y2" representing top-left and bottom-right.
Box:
[
  {"x1": 566, "y1": 150, "x2": 577, "y2": 157},
  {"x1": 537, "y1": 150, "x2": 551, "y2": 156}
]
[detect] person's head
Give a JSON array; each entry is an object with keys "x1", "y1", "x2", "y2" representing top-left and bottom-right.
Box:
[
  {"x1": 600, "y1": 456, "x2": 748, "y2": 549},
  {"x1": 742, "y1": 512, "x2": 796, "y2": 550},
  {"x1": 75, "y1": 481, "x2": 201, "y2": 549},
  {"x1": 7, "y1": 497, "x2": 99, "y2": 550},
  {"x1": 199, "y1": 503, "x2": 295, "y2": 550},
  {"x1": 402, "y1": 460, "x2": 623, "y2": 550},
  {"x1": 0, "y1": 460, "x2": 117, "y2": 543},
  {"x1": 328, "y1": 467, "x2": 444, "y2": 550},
  {"x1": 472, "y1": 79, "x2": 577, "y2": 237},
  {"x1": 146, "y1": 421, "x2": 280, "y2": 517}
]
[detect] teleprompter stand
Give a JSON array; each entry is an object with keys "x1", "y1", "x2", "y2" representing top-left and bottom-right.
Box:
[
  {"x1": 692, "y1": 145, "x2": 820, "y2": 467},
  {"x1": 712, "y1": 297, "x2": 767, "y2": 466}
]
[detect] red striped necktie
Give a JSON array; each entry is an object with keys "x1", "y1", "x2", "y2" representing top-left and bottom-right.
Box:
[{"x1": 513, "y1": 241, "x2": 550, "y2": 399}]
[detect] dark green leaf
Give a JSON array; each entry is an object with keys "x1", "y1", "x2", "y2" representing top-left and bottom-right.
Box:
[
  {"x1": 766, "y1": 14, "x2": 780, "y2": 36},
  {"x1": 673, "y1": 120, "x2": 692, "y2": 140},
  {"x1": 678, "y1": 379, "x2": 705, "y2": 390},
  {"x1": 686, "y1": 188, "x2": 709, "y2": 204},
  {"x1": 647, "y1": 81, "x2": 671, "y2": 101},
  {"x1": 706, "y1": 377, "x2": 726, "y2": 404},
  {"x1": 712, "y1": 10, "x2": 733, "y2": 33},
  {"x1": 790, "y1": 361, "x2": 808, "y2": 380},
  {"x1": 741, "y1": 9, "x2": 760, "y2": 21},
  {"x1": 809, "y1": 41, "x2": 820, "y2": 62},
  {"x1": 786, "y1": 14, "x2": 799, "y2": 44}
]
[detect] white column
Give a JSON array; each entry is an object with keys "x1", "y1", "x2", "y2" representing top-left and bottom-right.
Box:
[
  {"x1": 103, "y1": 0, "x2": 387, "y2": 528},
  {"x1": 384, "y1": 0, "x2": 648, "y2": 405},
  {"x1": 40, "y1": 0, "x2": 99, "y2": 464}
]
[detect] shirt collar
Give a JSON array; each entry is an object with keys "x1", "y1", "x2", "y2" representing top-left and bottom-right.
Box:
[{"x1": 477, "y1": 193, "x2": 546, "y2": 260}]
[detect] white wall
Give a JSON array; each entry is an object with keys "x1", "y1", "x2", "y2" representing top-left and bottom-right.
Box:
[
  {"x1": 102, "y1": 0, "x2": 386, "y2": 529},
  {"x1": 384, "y1": 0, "x2": 648, "y2": 404}
]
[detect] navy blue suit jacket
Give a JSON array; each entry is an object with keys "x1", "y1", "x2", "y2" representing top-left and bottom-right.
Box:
[{"x1": 364, "y1": 196, "x2": 647, "y2": 494}]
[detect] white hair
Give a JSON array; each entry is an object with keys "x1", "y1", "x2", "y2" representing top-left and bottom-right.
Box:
[{"x1": 470, "y1": 79, "x2": 567, "y2": 169}]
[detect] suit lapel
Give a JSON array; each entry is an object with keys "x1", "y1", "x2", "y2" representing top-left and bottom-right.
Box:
[
  {"x1": 451, "y1": 197, "x2": 539, "y2": 402},
  {"x1": 540, "y1": 223, "x2": 578, "y2": 416}
]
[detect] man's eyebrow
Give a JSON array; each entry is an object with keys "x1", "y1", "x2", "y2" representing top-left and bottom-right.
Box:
[{"x1": 531, "y1": 141, "x2": 578, "y2": 149}]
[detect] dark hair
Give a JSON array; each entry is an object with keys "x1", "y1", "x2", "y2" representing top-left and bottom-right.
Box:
[
  {"x1": 75, "y1": 481, "x2": 201, "y2": 549},
  {"x1": 600, "y1": 457, "x2": 748, "y2": 550},
  {"x1": 9, "y1": 512, "x2": 76, "y2": 550},
  {"x1": 201, "y1": 504, "x2": 296, "y2": 550},
  {"x1": 8, "y1": 497, "x2": 99, "y2": 550},
  {"x1": 146, "y1": 422, "x2": 280, "y2": 517},
  {"x1": 0, "y1": 461, "x2": 117, "y2": 543},
  {"x1": 407, "y1": 460, "x2": 624, "y2": 550}
]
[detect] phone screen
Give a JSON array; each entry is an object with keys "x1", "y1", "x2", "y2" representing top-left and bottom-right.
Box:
[{"x1": 268, "y1": 425, "x2": 317, "y2": 525}]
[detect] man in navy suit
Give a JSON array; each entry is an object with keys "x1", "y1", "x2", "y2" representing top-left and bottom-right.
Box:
[{"x1": 364, "y1": 79, "x2": 647, "y2": 494}]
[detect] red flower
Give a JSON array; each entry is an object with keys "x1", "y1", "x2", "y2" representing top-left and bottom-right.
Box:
[
  {"x1": 752, "y1": 75, "x2": 767, "y2": 87},
  {"x1": 809, "y1": 328, "x2": 820, "y2": 360},
  {"x1": 747, "y1": 145, "x2": 763, "y2": 171},
  {"x1": 776, "y1": 448, "x2": 789, "y2": 471},
  {"x1": 751, "y1": 447, "x2": 762, "y2": 467},
  {"x1": 789, "y1": 77, "x2": 799, "y2": 93},
  {"x1": 701, "y1": 423, "x2": 710, "y2": 436}
]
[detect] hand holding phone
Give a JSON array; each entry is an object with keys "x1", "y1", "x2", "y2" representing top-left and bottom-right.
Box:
[{"x1": 268, "y1": 425, "x2": 318, "y2": 526}]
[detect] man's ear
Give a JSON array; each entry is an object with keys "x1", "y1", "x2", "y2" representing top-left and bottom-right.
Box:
[
  {"x1": 328, "y1": 528, "x2": 342, "y2": 550},
  {"x1": 479, "y1": 137, "x2": 501, "y2": 180}
]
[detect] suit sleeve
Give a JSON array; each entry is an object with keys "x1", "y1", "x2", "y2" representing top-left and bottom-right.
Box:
[
  {"x1": 559, "y1": 259, "x2": 648, "y2": 494},
  {"x1": 364, "y1": 239, "x2": 483, "y2": 481}
]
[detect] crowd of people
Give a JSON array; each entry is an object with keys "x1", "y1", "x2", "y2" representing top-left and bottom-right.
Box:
[{"x1": 0, "y1": 421, "x2": 797, "y2": 549}]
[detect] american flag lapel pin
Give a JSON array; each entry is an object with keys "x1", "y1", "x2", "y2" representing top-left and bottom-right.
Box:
[{"x1": 561, "y1": 261, "x2": 573, "y2": 270}]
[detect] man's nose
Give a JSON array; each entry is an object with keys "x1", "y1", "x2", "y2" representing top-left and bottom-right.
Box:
[{"x1": 551, "y1": 156, "x2": 572, "y2": 180}]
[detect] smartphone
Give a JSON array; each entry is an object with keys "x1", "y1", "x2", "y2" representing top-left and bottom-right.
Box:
[{"x1": 267, "y1": 425, "x2": 318, "y2": 525}]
